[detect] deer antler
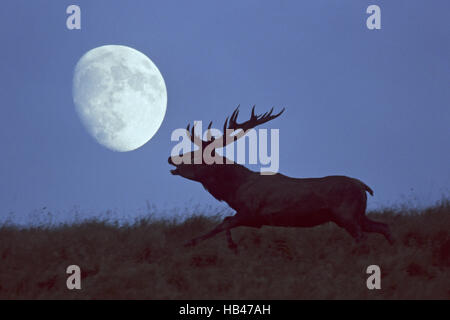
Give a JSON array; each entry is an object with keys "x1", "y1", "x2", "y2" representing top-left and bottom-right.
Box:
[
  {"x1": 223, "y1": 105, "x2": 285, "y2": 146},
  {"x1": 186, "y1": 105, "x2": 285, "y2": 150}
]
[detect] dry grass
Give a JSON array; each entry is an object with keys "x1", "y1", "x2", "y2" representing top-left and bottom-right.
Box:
[{"x1": 0, "y1": 201, "x2": 449, "y2": 299}]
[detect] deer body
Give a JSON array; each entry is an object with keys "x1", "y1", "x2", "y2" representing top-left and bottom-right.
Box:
[{"x1": 169, "y1": 106, "x2": 393, "y2": 250}]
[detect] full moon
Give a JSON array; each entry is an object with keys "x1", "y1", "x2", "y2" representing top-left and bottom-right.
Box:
[{"x1": 72, "y1": 45, "x2": 167, "y2": 152}]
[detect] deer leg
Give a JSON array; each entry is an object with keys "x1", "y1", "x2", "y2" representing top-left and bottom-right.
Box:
[
  {"x1": 345, "y1": 224, "x2": 365, "y2": 243},
  {"x1": 331, "y1": 204, "x2": 369, "y2": 244},
  {"x1": 333, "y1": 219, "x2": 365, "y2": 243},
  {"x1": 184, "y1": 216, "x2": 240, "y2": 248},
  {"x1": 362, "y1": 218, "x2": 394, "y2": 245}
]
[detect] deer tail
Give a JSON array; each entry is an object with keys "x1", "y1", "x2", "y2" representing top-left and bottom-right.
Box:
[{"x1": 362, "y1": 182, "x2": 374, "y2": 196}]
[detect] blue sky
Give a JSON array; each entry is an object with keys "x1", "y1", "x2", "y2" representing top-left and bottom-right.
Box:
[{"x1": 0, "y1": 1, "x2": 449, "y2": 224}]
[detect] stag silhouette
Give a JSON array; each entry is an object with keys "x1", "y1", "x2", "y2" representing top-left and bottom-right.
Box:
[{"x1": 168, "y1": 106, "x2": 393, "y2": 251}]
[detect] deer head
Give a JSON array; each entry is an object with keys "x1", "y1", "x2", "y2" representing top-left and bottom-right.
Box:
[{"x1": 168, "y1": 106, "x2": 284, "y2": 183}]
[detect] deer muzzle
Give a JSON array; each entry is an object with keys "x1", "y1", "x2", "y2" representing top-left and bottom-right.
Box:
[{"x1": 168, "y1": 156, "x2": 179, "y2": 175}]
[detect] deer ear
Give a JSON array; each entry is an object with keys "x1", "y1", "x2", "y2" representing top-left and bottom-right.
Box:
[{"x1": 211, "y1": 149, "x2": 215, "y2": 157}]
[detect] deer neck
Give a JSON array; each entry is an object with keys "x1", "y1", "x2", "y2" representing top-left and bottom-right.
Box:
[{"x1": 200, "y1": 164, "x2": 252, "y2": 203}]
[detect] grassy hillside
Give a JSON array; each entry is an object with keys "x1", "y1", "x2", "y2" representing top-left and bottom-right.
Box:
[{"x1": 0, "y1": 201, "x2": 449, "y2": 299}]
